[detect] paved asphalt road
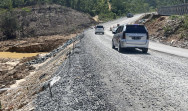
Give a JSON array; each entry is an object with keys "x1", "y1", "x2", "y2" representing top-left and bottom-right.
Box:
[{"x1": 35, "y1": 14, "x2": 188, "y2": 111}]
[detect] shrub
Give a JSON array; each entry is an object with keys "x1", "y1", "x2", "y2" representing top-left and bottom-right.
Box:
[
  {"x1": 164, "y1": 26, "x2": 172, "y2": 33},
  {"x1": 169, "y1": 15, "x2": 181, "y2": 20},
  {"x1": 183, "y1": 15, "x2": 188, "y2": 29},
  {"x1": 99, "y1": 12, "x2": 116, "y2": 21},
  {"x1": 0, "y1": 11, "x2": 19, "y2": 39}
]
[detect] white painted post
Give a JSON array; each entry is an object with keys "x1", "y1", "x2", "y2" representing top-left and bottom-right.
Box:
[{"x1": 49, "y1": 76, "x2": 61, "y2": 98}]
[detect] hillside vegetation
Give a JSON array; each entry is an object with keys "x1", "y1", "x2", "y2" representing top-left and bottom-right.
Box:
[
  {"x1": 0, "y1": 0, "x2": 186, "y2": 19},
  {"x1": 0, "y1": 4, "x2": 95, "y2": 40},
  {"x1": 0, "y1": 0, "x2": 186, "y2": 40}
]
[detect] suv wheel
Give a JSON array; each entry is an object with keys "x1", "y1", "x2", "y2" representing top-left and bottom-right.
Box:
[
  {"x1": 142, "y1": 48, "x2": 148, "y2": 53},
  {"x1": 112, "y1": 41, "x2": 115, "y2": 49},
  {"x1": 118, "y1": 42, "x2": 123, "y2": 52}
]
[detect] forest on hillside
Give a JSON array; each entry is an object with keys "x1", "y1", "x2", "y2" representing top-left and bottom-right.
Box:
[{"x1": 0, "y1": 0, "x2": 186, "y2": 19}]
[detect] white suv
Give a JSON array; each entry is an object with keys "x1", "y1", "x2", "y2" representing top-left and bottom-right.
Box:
[
  {"x1": 95, "y1": 25, "x2": 104, "y2": 35},
  {"x1": 112, "y1": 24, "x2": 149, "y2": 53}
]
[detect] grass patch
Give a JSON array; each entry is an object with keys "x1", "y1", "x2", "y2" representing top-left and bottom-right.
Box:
[
  {"x1": 180, "y1": 31, "x2": 188, "y2": 39},
  {"x1": 183, "y1": 15, "x2": 188, "y2": 29},
  {"x1": 169, "y1": 15, "x2": 182, "y2": 20},
  {"x1": 180, "y1": 33, "x2": 185, "y2": 39},
  {"x1": 164, "y1": 26, "x2": 172, "y2": 33},
  {"x1": 177, "y1": 27, "x2": 184, "y2": 33},
  {"x1": 21, "y1": 7, "x2": 31, "y2": 13},
  {"x1": 0, "y1": 8, "x2": 7, "y2": 15}
]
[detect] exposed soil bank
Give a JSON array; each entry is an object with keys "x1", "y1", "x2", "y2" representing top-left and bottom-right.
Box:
[
  {"x1": 143, "y1": 14, "x2": 188, "y2": 49},
  {"x1": 0, "y1": 34, "x2": 75, "y2": 53},
  {"x1": 0, "y1": 34, "x2": 76, "y2": 95}
]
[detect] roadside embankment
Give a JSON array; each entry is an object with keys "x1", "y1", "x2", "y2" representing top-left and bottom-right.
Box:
[
  {"x1": 0, "y1": 33, "x2": 84, "y2": 111},
  {"x1": 139, "y1": 14, "x2": 188, "y2": 49},
  {"x1": 0, "y1": 4, "x2": 96, "y2": 111}
]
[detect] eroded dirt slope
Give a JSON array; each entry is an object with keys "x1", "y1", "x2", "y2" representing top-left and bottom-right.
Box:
[{"x1": 144, "y1": 15, "x2": 188, "y2": 49}]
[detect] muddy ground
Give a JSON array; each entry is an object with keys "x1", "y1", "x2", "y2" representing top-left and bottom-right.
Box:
[
  {"x1": 0, "y1": 34, "x2": 76, "y2": 92},
  {"x1": 0, "y1": 33, "x2": 79, "y2": 110}
]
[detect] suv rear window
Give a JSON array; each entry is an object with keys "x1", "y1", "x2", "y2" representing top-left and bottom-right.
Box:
[
  {"x1": 96, "y1": 26, "x2": 104, "y2": 28},
  {"x1": 125, "y1": 25, "x2": 147, "y2": 33}
]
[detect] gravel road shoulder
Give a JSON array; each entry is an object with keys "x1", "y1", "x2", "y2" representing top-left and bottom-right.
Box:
[{"x1": 35, "y1": 40, "x2": 117, "y2": 111}]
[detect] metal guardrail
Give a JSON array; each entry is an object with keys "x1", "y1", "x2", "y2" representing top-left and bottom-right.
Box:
[{"x1": 158, "y1": 3, "x2": 188, "y2": 15}]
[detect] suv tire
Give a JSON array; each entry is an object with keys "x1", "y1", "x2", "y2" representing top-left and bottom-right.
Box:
[
  {"x1": 142, "y1": 48, "x2": 148, "y2": 53},
  {"x1": 118, "y1": 42, "x2": 123, "y2": 52},
  {"x1": 112, "y1": 41, "x2": 115, "y2": 49}
]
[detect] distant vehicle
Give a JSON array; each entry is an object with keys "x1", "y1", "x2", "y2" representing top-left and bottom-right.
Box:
[
  {"x1": 127, "y1": 13, "x2": 134, "y2": 18},
  {"x1": 95, "y1": 25, "x2": 104, "y2": 35},
  {"x1": 112, "y1": 24, "x2": 149, "y2": 53}
]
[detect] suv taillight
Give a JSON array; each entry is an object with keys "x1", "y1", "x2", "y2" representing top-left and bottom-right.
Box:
[{"x1": 123, "y1": 32, "x2": 126, "y2": 39}]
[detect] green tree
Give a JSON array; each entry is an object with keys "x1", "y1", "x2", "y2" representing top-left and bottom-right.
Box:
[
  {"x1": 0, "y1": 11, "x2": 19, "y2": 39},
  {"x1": 0, "y1": 0, "x2": 186, "y2": 22},
  {"x1": 0, "y1": 0, "x2": 13, "y2": 9}
]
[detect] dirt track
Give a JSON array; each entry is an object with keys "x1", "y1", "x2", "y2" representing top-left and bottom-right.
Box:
[{"x1": 35, "y1": 15, "x2": 188, "y2": 110}]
